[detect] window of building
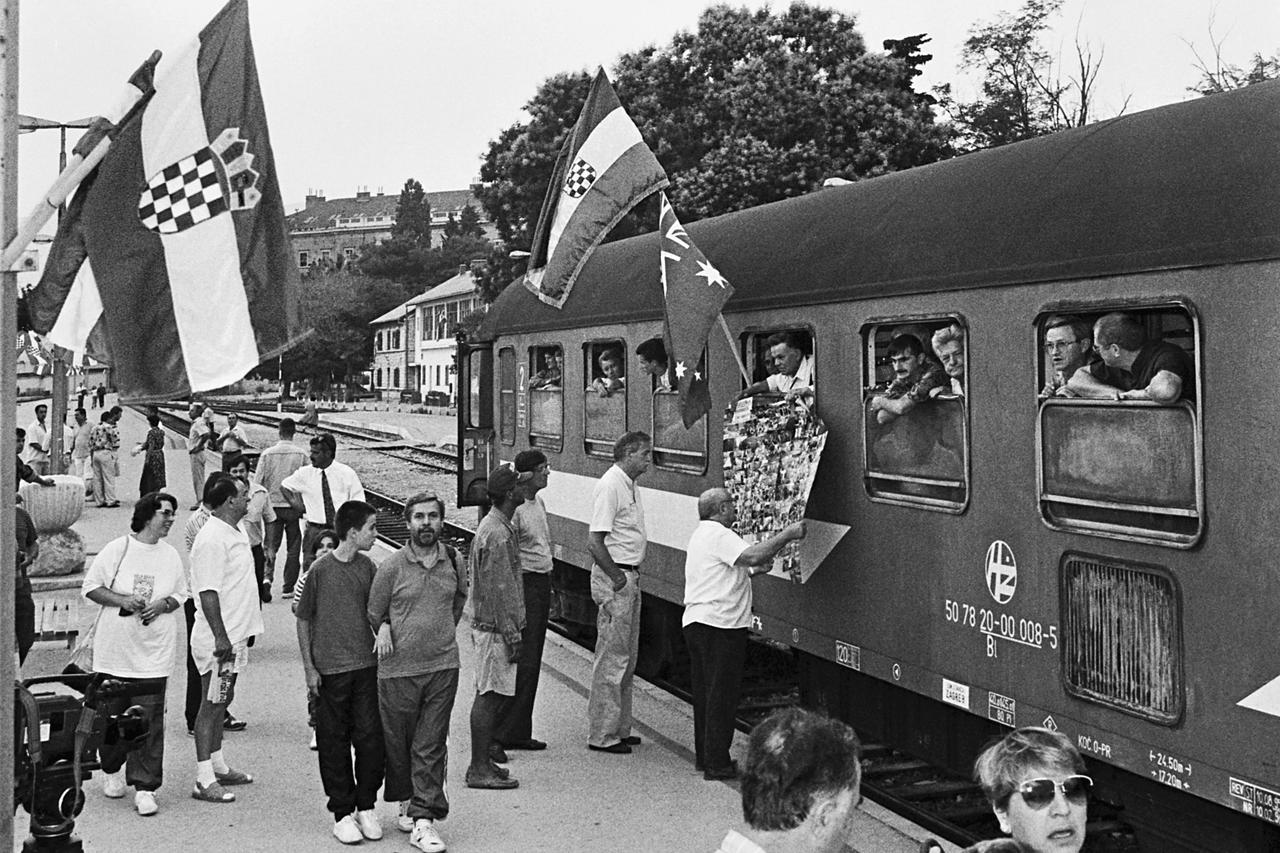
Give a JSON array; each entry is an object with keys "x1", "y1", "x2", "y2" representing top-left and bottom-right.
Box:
[
  {"x1": 321, "y1": 249, "x2": 331, "y2": 262},
  {"x1": 528, "y1": 344, "x2": 563, "y2": 452},
  {"x1": 652, "y1": 347, "x2": 707, "y2": 474},
  {"x1": 861, "y1": 318, "x2": 969, "y2": 512},
  {"x1": 499, "y1": 347, "x2": 516, "y2": 446},
  {"x1": 375, "y1": 368, "x2": 382, "y2": 388},
  {"x1": 298, "y1": 250, "x2": 309, "y2": 268},
  {"x1": 392, "y1": 367, "x2": 400, "y2": 388},
  {"x1": 343, "y1": 247, "x2": 355, "y2": 259},
  {"x1": 584, "y1": 340, "x2": 626, "y2": 458},
  {"x1": 1036, "y1": 305, "x2": 1201, "y2": 546},
  {"x1": 392, "y1": 330, "x2": 401, "y2": 349}
]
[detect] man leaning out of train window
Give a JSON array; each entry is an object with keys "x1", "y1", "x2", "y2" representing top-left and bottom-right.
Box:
[
  {"x1": 589, "y1": 348, "x2": 626, "y2": 398},
  {"x1": 1066, "y1": 312, "x2": 1195, "y2": 403},
  {"x1": 738, "y1": 331, "x2": 814, "y2": 406},
  {"x1": 928, "y1": 325, "x2": 966, "y2": 398},
  {"x1": 867, "y1": 334, "x2": 946, "y2": 424}
]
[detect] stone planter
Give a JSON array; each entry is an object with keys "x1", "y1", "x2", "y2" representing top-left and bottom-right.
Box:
[{"x1": 19, "y1": 474, "x2": 88, "y2": 577}]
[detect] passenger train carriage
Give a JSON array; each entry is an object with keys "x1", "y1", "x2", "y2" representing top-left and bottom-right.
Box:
[{"x1": 455, "y1": 80, "x2": 1280, "y2": 851}]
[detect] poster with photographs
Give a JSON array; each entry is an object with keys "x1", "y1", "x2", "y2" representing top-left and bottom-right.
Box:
[{"x1": 722, "y1": 396, "x2": 827, "y2": 582}]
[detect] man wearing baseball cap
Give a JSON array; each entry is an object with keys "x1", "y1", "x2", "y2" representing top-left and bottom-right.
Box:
[{"x1": 464, "y1": 464, "x2": 529, "y2": 789}]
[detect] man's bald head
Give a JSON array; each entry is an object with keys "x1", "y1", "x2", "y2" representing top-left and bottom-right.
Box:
[{"x1": 698, "y1": 487, "x2": 732, "y2": 520}]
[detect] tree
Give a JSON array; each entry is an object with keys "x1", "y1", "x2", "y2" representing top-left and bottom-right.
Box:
[
  {"x1": 942, "y1": 0, "x2": 1113, "y2": 151},
  {"x1": 456, "y1": 204, "x2": 484, "y2": 239},
  {"x1": 1185, "y1": 25, "x2": 1280, "y2": 94},
  {"x1": 476, "y1": 3, "x2": 950, "y2": 263},
  {"x1": 391, "y1": 178, "x2": 432, "y2": 246}
]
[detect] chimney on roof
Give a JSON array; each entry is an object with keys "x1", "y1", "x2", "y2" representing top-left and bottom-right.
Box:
[
  {"x1": 304, "y1": 189, "x2": 326, "y2": 208},
  {"x1": 458, "y1": 264, "x2": 468, "y2": 276},
  {"x1": 356, "y1": 185, "x2": 371, "y2": 200}
]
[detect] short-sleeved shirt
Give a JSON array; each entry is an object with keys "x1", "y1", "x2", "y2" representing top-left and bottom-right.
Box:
[
  {"x1": 885, "y1": 360, "x2": 947, "y2": 403},
  {"x1": 281, "y1": 462, "x2": 365, "y2": 526},
  {"x1": 294, "y1": 551, "x2": 378, "y2": 675},
  {"x1": 367, "y1": 543, "x2": 466, "y2": 678},
  {"x1": 190, "y1": 516, "x2": 265, "y2": 657},
  {"x1": 682, "y1": 520, "x2": 753, "y2": 629},
  {"x1": 187, "y1": 420, "x2": 209, "y2": 454},
  {"x1": 23, "y1": 420, "x2": 49, "y2": 465},
  {"x1": 82, "y1": 536, "x2": 189, "y2": 678},
  {"x1": 1088, "y1": 341, "x2": 1195, "y2": 401},
  {"x1": 254, "y1": 440, "x2": 308, "y2": 506},
  {"x1": 220, "y1": 424, "x2": 251, "y2": 453},
  {"x1": 512, "y1": 496, "x2": 553, "y2": 574},
  {"x1": 590, "y1": 464, "x2": 646, "y2": 566},
  {"x1": 14, "y1": 507, "x2": 37, "y2": 594},
  {"x1": 765, "y1": 355, "x2": 814, "y2": 394},
  {"x1": 89, "y1": 422, "x2": 118, "y2": 452}
]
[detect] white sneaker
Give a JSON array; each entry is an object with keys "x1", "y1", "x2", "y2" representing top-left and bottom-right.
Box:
[
  {"x1": 397, "y1": 800, "x2": 414, "y2": 832},
  {"x1": 356, "y1": 809, "x2": 382, "y2": 840},
  {"x1": 134, "y1": 790, "x2": 158, "y2": 816},
  {"x1": 410, "y1": 818, "x2": 446, "y2": 853},
  {"x1": 102, "y1": 769, "x2": 126, "y2": 799},
  {"x1": 332, "y1": 814, "x2": 363, "y2": 845}
]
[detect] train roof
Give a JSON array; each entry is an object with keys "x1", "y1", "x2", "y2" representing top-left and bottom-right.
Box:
[{"x1": 480, "y1": 79, "x2": 1280, "y2": 338}]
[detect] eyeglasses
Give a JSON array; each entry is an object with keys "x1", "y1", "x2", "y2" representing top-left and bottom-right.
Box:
[
  {"x1": 1015, "y1": 775, "x2": 1092, "y2": 809},
  {"x1": 1043, "y1": 340, "x2": 1082, "y2": 352}
]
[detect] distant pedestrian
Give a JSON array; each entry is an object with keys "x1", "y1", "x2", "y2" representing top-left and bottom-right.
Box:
[
  {"x1": 300, "y1": 396, "x2": 320, "y2": 427},
  {"x1": 217, "y1": 412, "x2": 254, "y2": 470},
  {"x1": 70, "y1": 408, "x2": 93, "y2": 496},
  {"x1": 24, "y1": 403, "x2": 50, "y2": 476},
  {"x1": 89, "y1": 410, "x2": 121, "y2": 508},
  {"x1": 295, "y1": 500, "x2": 385, "y2": 844},
  {"x1": 494, "y1": 450, "x2": 553, "y2": 753},
  {"x1": 368, "y1": 492, "x2": 466, "y2": 850},
  {"x1": 186, "y1": 404, "x2": 213, "y2": 510},
  {"x1": 280, "y1": 433, "x2": 365, "y2": 592},
  {"x1": 683, "y1": 488, "x2": 805, "y2": 781},
  {"x1": 76, "y1": 382, "x2": 87, "y2": 411},
  {"x1": 136, "y1": 411, "x2": 167, "y2": 497},
  {"x1": 254, "y1": 418, "x2": 307, "y2": 600},
  {"x1": 464, "y1": 465, "x2": 529, "y2": 790},
  {"x1": 586, "y1": 431, "x2": 651, "y2": 755},
  {"x1": 189, "y1": 476, "x2": 261, "y2": 804},
  {"x1": 227, "y1": 454, "x2": 274, "y2": 602},
  {"x1": 95, "y1": 383, "x2": 106, "y2": 408},
  {"x1": 83, "y1": 492, "x2": 188, "y2": 817}
]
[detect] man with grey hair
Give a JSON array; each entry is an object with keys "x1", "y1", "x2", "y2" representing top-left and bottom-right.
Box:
[
  {"x1": 718, "y1": 707, "x2": 863, "y2": 853},
  {"x1": 586, "y1": 431, "x2": 652, "y2": 754},
  {"x1": 930, "y1": 325, "x2": 965, "y2": 397},
  {"x1": 685, "y1": 488, "x2": 805, "y2": 780}
]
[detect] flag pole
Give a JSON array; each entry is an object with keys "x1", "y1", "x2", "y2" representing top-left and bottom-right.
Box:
[
  {"x1": 717, "y1": 313, "x2": 750, "y2": 384},
  {"x1": 0, "y1": 50, "x2": 159, "y2": 272}
]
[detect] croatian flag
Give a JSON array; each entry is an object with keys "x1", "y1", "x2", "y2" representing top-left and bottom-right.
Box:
[
  {"x1": 523, "y1": 67, "x2": 668, "y2": 309},
  {"x1": 25, "y1": 0, "x2": 305, "y2": 403}
]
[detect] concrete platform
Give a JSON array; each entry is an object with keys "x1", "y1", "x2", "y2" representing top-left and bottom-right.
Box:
[{"x1": 13, "y1": 394, "x2": 956, "y2": 853}]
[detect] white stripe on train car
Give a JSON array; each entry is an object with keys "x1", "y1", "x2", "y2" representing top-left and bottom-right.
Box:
[
  {"x1": 1238, "y1": 675, "x2": 1280, "y2": 718},
  {"x1": 540, "y1": 470, "x2": 700, "y2": 551}
]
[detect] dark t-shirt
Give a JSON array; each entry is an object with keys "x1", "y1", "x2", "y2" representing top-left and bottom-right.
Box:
[
  {"x1": 14, "y1": 507, "x2": 36, "y2": 593},
  {"x1": 1089, "y1": 341, "x2": 1195, "y2": 401},
  {"x1": 294, "y1": 551, "x2": 378, "y2": 674}
]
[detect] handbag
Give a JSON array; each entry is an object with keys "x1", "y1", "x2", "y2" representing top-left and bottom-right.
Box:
[{"x1": 64, "y1": 535, "x2": 131, "y2": 674}]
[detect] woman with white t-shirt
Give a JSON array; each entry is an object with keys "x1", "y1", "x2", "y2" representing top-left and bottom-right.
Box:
[{"x1": 82, "y1": 491, "x2": 190, "y2": 817}]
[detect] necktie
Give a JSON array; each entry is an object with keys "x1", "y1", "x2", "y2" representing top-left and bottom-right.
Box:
[{"x1": 321, "y1": 469, "x2": 336, "y2": 528}]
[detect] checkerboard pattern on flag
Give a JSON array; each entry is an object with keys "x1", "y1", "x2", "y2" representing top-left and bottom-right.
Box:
[
  {"x1": 22, "y1": 0, "x2": 304, "y2": 403},
  {"x1": 659, "y1": 193, "x2": 735, "y2": 428},
  {"x1": 523, "y1": 67, "x2": 668, "y2": 309}
]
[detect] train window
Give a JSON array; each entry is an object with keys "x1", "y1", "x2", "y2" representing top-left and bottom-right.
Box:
[
  {"x1": 498, "y1": 347, "x2": 515, "y2": 446},
  {"x1": 740, "y1": 328, "x2": 815, "y2": 407},
  {"x1": 528, "y1": 344, "x2": 563, "y2": 452},
  {"x1": 1036, "y1": 306, "x2": 1201, "y2": 547},
  {"x1": 861, "y1": 318, "x2": 968, "y2": 511},
  {"x1": 652, "y1": 349, "x2": 707, "y2": 474},
  {"x1": 584, "y1": 340, "x2": 627, "y2": 458}
]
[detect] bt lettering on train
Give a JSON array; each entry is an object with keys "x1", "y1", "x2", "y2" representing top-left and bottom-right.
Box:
[{"x1": 988, "y1": 692, "x2": 1016, "y2": 727}]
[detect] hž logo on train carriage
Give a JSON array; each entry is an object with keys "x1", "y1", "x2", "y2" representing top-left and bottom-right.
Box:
[{"x1": 985, "y1": 540, "x2": 1017, "y2": 604}]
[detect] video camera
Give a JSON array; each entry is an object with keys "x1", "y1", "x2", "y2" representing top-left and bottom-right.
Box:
[{"x1": 13, "y1": 673, "x2": 165, "y2": 853}]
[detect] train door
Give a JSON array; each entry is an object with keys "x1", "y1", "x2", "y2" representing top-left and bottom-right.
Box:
[{"x1": 456, "y1": 335, "x2": 494, "y2": 506}]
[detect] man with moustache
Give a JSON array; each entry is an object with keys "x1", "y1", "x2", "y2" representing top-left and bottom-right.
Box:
[
  {"x1": 867, "y1": 334, "x2": 947, "y2": 425},
  {"x1": 1038, "y1": 316, "x2": 1095, "y2": 399},
  {"x1": 368, "y1": 492, "x2": 467, "y2": 852}
]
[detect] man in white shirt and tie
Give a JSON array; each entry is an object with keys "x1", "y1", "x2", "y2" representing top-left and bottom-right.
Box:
[{"x1": 280, "y1": 433, "x2": 366, "y2": 592}]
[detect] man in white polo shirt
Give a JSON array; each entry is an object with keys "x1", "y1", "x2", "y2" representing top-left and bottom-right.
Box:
[
  {"x1": 586, "y1": 431, "x2": 651, "y2": 755},
  {"x1": 280, "y1": 433, "x2": 366, "y2": 595},
  {"x1": 683, "y1": 487, "x2": 805, "y2": 781}
]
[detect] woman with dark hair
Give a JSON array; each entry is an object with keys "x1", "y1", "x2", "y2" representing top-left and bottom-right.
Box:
[
  {"x1": 80, "y1": 491, "x2": 188, "y2": 817},
  {"x1": 136, "y1": 411, "x2": 167, "y2": 496}
]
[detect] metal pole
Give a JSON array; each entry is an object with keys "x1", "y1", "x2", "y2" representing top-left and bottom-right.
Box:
[{"x1": 1, "y1": 2, "x2": 21, "y2": 845}]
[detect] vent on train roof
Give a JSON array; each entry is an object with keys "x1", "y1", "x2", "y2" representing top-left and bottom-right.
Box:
[{"x1": 1061, "y1": 553, "x2": 1183, "y2": 725}]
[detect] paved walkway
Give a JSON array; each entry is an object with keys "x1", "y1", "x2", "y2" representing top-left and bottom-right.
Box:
[{"x1": 13, "y1": 395, "x2": 954, "y2": 853}]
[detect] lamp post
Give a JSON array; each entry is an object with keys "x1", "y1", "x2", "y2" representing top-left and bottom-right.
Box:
[{"x1": 19, "y1": 114, "x2": 94, "y2": 474}]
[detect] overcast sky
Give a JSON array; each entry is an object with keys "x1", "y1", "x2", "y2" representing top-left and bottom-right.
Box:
[{"x1": 16, "y1": 0, "x2": 1280, "y2": 217}]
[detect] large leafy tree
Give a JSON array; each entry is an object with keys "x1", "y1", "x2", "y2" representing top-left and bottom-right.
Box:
[
  {"x1": 391, "y1": 178, "x2": 432, "y2": 245},
  {"x1": 476, "y1": 2, "x2": 949, "y2": 258}
]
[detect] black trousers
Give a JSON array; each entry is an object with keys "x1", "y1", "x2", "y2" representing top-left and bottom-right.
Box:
[
  {"x1": 495, "y1": 572, "x2": 551, "y2": 746},
  {"x1": 316, "y1": 666, "x2": 385, "y2": 818},
  {"x1": 15, "y1": 587, "x2": 34, "y2": 665},
  {"x1": 98, "y1": 675, "x2": 167, "y2": 792},
  {"x1": 183, "y1": 599, "x2": 202, "y2": 731},
  {"x1": 684, "y1": 622, "x2": 748, "y2": 772}
]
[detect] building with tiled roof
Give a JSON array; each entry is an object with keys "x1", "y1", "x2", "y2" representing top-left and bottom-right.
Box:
[{"x1": 286, "y1": 186, "x2": 497, "y2": 272}]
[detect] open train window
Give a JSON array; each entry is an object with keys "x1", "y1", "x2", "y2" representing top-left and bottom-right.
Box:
[
  {"x1": 861, "y1": 318, "x2": 968, "y2": 512},
  {"x1": 498, "y1": 347, "x2": 516, "y2": 446},
  {"x1": 739, "y1": 327, "x2": 816, "y2": 409},
  {"x1": 584, "y1": 340, "x2": 626, "y2": 458},
  {"x1": 652, "y1": 347, "x2": 707, "y2": 474},
  {"x1": 528, "y1": 344, "x2": 562, "y2": 452},
  {"x1": 1036, "y1": 305, "x2": 1202, "y2": 547}
]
